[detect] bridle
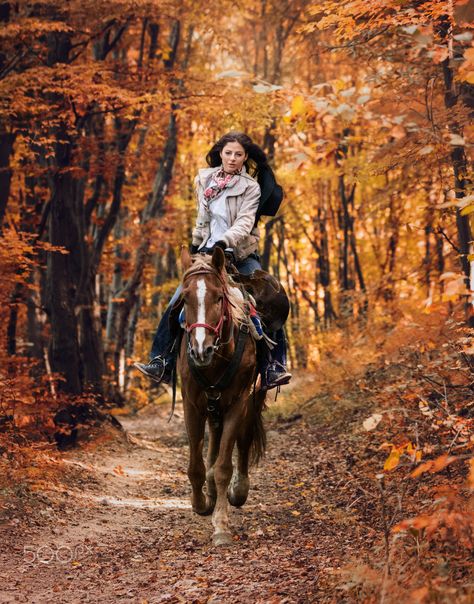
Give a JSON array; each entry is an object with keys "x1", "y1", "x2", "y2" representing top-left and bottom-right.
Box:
[
  {"x1": 183, "y1": 268, "x2": 231, "y2": 344},
  {"x1": 170, "y1": 263, "x2": 251, "y2": 424}
]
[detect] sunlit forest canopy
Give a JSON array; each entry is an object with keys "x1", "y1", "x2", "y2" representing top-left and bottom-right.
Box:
[{"x1": 1, "y1": 0, "x2": 472, "y2": 402}]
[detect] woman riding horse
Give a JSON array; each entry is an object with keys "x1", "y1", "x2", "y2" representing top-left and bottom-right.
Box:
[{"x1": 135, "y1": 131, "x2": 291, "y2": 389}]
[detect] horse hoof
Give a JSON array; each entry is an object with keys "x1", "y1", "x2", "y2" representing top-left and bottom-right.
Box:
[
  {"x1": 193, "y1": 496, "x2": 215, "y2": 516},
  {"x1": 213, "y1": 532, "x2": 233, "y2": 547},
  {"x1": 193, "y1": 504, "x2": 213, "y2": 516},
  {"x1": 228, "y1": 491, "x2": 248, "y2": 507}
]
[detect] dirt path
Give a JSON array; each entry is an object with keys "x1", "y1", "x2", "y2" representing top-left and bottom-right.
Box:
[{"x1": 1, "y1": 378, "x2": 377, "y2": 603}]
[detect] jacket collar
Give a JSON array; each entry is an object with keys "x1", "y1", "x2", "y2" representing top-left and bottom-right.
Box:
[{"x1": 197, "y1": 165, "x2": 255, "y2": 197}]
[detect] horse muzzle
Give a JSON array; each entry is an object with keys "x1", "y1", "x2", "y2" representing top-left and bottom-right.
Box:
[{"x1": 188, "y1": 342, "x2": 216, "y2": 366}]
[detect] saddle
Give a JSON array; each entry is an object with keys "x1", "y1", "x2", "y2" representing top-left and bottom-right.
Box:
[{"x1": 231, "y1": 269, "x2": 289, "y2": 333}]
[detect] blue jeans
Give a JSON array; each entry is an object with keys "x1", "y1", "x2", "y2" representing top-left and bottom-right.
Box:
[{"x1": 149, "y1": 254, "x2": 288, "y2": 368}]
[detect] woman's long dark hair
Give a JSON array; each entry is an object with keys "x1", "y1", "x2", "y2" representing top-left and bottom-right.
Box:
[{"x1": 206, "y1": 131, "x2": 268, "y2": 177}]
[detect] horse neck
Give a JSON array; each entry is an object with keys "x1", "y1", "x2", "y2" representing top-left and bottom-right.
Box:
[
  {"x1": 208, "y1": 278, "x2": 239, "y2": 366},
  {"x1": 219, "y1": 312, "x2": 237, "y2": 358}
]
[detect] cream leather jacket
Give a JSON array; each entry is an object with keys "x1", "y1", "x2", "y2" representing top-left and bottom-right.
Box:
[{"x1": 191, "y1": 166, "x2": 261, "y2": 261}]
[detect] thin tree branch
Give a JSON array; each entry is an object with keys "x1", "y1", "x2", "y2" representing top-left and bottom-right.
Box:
[{"x1": 436, "y1": 227, "x2": 461, "y2": 254}]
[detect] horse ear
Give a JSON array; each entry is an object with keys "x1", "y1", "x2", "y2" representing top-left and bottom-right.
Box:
[
  {"x1": 212, "y1": 246, "x2": 225, "y2": 273},
  {"x1": 181, "y1": 246, "x2": 192, "y2": 271}
]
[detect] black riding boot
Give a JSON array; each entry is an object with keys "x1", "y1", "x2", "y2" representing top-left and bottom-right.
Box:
[
  {"x1": 262, "y1": 328, "x2": 292, "y2": 390},
  {"x1": 134, "y1": 300, "x2": 177, "y2": 384}
]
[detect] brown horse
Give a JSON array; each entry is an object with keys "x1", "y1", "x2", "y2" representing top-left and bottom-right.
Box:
[{"x1": 177, "y1": 247, "x2": 266, "y2": 546}]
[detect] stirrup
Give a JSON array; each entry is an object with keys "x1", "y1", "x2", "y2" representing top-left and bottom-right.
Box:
[
  {"x1": 134, "y1": 356, "x2": 168, "y2": 383},
  {"x1": 263, "y1": 362, "x2": 292, "y2": 391}
]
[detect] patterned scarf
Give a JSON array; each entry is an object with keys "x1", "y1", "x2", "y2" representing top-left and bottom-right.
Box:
[{"x1": 203, "y1": 167, "x2": 241, "y2": 206}]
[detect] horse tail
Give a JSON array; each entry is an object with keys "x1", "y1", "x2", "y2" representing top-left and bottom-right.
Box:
[{"x1": 249, "y1": 389, "x2": 267, "y2": 466}]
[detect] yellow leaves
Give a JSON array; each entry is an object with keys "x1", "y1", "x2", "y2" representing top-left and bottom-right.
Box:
[
  {"x1": 291, "y1": 95, "x2": 306, "y2": 117},
  {"x1": 460, "y1": 204, "x2": 474, "y2": 215},
  {"x1": 384, "y1": 448, "x2": 401, "y2": 471},
  {"x1": 381, "y1": 442, "x2": 421, "y2": 472},
  {"x1": 331, "y1": 79, "x2": 347, "y2": 93},
  {"x1": 462, "y1": 71, "x2": 474, "y2": 84}
]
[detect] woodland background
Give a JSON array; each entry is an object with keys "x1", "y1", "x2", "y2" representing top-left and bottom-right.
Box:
[{"x1": 0, "y1": 0, "x2": 473, "y2": 601}]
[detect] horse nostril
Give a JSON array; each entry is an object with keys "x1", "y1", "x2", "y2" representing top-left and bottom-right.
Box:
[{"x1": 205, "y1": 345, "x2": 214, "y2": 357}]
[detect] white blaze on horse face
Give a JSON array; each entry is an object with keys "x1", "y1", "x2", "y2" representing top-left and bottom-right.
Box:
[{"x1": 195, "y1": 278, "x2": 207, "y2": 355}]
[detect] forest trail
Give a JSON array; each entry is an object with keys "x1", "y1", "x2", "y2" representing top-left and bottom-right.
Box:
[{"x1": 0, "y1": 374, "x2": 379, "y2": 604}]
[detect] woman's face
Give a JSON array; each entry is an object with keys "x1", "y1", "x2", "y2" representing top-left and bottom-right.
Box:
[{"x1": 220, "y1": 141, "x2": 247, "y2": 173}]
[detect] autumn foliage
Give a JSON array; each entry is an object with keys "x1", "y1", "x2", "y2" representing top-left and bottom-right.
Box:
[{"x1": 0, "y1": 0, "x2": 473, "y2": 600}]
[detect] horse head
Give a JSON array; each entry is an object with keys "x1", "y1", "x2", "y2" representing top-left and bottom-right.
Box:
[{"x1": 181, "y1": 246, "x2": 228, "y2": 367}]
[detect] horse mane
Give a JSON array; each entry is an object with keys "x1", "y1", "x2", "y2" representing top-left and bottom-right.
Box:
[{"x1": 183, "y1": 255, "x2": 247, "y2": 326}]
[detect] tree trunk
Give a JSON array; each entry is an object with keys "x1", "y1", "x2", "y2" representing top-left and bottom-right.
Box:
[
  {"x1": 439, "y1": 16, "x2": 472, "y2": 302},
  {"x1": 46, "y1": 127, "x2": 83, "y2": 394},
  {"x1": 260, "y1": 216, "x2": 280, "y2": 272},
  {"x1": 316, "y1": 202, "x2": 336, "y2": 328},
  {"x1": 0, "y1": 127, "x2": 14, "y2": 231},
  {"x1": 112, "y1": 109, "x2": 178, "y2": 390}
]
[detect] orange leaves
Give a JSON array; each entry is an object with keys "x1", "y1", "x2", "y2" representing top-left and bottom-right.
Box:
[
  {"x1": 394, "y1": 508, "x2": 474, "y2": 549},
  {"x1": 410, "y1": 454, "x2": 457, "y2": 478},
  {"x1": 467, "y1": 458, "x2": 474, "y2": 489},
  {"x1": 380, "y1": 442, "x2": 422, "y2": 472},
  {"x1": 0, "y1": 17, "x2": 73, "y2": 41},
  {"x1": 410, "y1": 586, "x2": 430, "y2": 603},
  {"x1": 459, "y1": 47, "x2": 474, "y2": 84}
]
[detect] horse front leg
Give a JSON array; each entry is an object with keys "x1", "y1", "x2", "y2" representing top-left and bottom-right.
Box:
[
  {"x1": 229, "y1": 389, "x2": 266, "y2": 507},
  {"x1": 183, "y1": 402, "x2": 211, "y2": 516},
  {"x1": 205, "y1": 417, "x2": 221, "y2": 512},
  {"x1": 211, "y1": 405, "x2": 242, "y2": 546},
  {"x1": 228, "y1": 430, "x2": 251, "y2": 508}
]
